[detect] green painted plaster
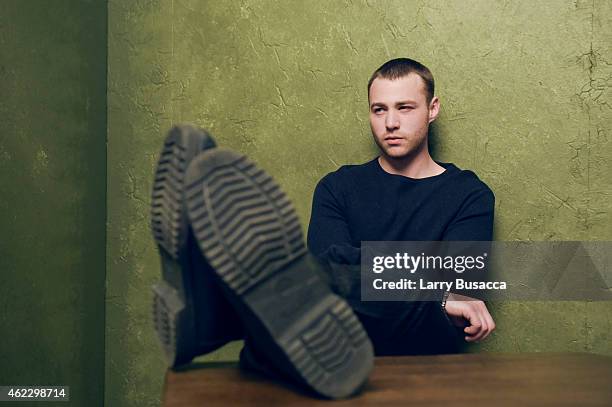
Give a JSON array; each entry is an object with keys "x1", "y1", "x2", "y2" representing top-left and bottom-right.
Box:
[{"x1": 0, "y1": 1, "x2": 107, "y2": 406}]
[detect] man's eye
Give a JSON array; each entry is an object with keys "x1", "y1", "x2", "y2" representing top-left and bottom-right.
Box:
[
  {"x1": 373, "y1": 108, "x2": 384, "y2": 114},
  {"x1": 400, "y1": 106, "x2": 413, "y2": 110}
]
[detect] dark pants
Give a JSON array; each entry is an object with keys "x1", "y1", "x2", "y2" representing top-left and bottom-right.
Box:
[
  {"x1": 240, "y1": 256, "x2": 465, "y2": 383},
  {"x1": 318, "y1": 258, "x2": 465, "y2": 356}
]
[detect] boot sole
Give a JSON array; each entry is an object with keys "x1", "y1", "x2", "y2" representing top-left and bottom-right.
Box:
[
  {"x1": 184, "y1": 149, "x2": 373, "y2": 399},
  {"x1": 150, "y1": 125, "x2": 216, "y2": 367}
]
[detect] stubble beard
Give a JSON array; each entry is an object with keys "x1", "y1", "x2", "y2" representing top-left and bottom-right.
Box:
[{"x1": 374, "y1": 133, "x2": 428, "y2": 163}]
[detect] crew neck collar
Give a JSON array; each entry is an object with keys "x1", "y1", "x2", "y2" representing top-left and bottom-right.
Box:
[{"x1": 373, "y1": 157, "x2": 456, "y2": 182}]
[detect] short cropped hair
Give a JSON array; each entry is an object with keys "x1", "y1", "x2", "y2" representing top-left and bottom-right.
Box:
[{"x1": 367, "y1": 58, "x2": 435, "y2": 104}]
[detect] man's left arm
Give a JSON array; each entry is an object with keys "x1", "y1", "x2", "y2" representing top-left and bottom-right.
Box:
[
  {"x1": 442, "y1": 186, "x2": 496, "y2": 343},
  {"x1": 443, "y1": 187, "x2": 494, "y2": 241}
]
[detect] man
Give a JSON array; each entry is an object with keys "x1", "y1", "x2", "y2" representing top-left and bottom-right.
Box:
[{"x1": 307, "y1": 58, "x2": 496, "y2": 355}]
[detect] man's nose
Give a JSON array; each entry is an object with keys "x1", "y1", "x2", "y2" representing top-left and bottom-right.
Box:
[{"x1": 385, "y1": 111, "x2": 399, "y2": 130}]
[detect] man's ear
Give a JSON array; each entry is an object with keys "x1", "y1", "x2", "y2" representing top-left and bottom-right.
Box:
[{"x1": 428, "y1": 96, "x2": 440, "y2": 123}]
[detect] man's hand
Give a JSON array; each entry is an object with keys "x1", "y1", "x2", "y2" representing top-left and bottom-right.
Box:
[{"x1": 444, "y1": 292, "x2": 496, "y2": 342}]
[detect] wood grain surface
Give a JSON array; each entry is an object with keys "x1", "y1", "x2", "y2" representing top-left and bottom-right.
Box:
[{"x1": 163, "y1": 353, "x2": 612, "y2": 406}]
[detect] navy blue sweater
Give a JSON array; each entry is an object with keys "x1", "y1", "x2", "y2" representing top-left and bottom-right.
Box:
[{"x1": 307, "y1": 157, "x2": 495, "y2": 355}]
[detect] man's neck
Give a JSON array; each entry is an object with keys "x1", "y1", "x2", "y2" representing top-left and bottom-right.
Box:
[{"x1": 378, "y1": 150, "x2": 446, "y2": 179}]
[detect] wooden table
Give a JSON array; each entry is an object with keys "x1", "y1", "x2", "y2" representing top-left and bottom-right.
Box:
[{"x1": 163, "y1": 353, "x2": 612, "y2": 406}]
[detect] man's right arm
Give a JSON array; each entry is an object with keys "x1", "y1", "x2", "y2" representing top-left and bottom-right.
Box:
[{"x1": 307, "y1": 174, "x2": 360, "y2": 265}]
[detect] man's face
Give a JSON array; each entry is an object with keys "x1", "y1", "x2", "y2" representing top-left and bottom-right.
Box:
[{"x1": 368, "y1": 74, "x2": 439, "y2": 160}]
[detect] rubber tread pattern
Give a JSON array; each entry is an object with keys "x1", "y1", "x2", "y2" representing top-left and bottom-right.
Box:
[
  {"x1": 184, "y1": 148, "x2": 373, "y2": 398},
  {"x1": 152, "y1": 282, "x2": 181, "y2": 359},
  {"x1": 185, "y1": 153, "x2": 306, "y2": 296},
  {"x1": 151, "y1": 137, "x2": 187, "y2": 258},
  {"x1": 150, "y1": 125, "x2": 216, "y2": 367}
]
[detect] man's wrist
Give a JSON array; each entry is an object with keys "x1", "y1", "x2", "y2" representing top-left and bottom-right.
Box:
[{"x1": 441, "y1": 290, "x2": 451, "y2": 312}]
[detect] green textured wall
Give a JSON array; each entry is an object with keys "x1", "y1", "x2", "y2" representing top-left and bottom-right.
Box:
[
  {"x1": 0, "y1": 1, "x2": 107, "y2": 406},
  {"x1": 106, "y1": 0, "x2": 612, "y2": 406}
]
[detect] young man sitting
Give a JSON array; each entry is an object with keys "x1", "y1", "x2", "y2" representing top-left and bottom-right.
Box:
[{"x1": 307, "y1": 58, "x2": 496, "y2": 356}]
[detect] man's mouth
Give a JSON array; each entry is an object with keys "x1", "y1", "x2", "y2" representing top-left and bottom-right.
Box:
[{"x1": 384, "y1": 136, "x2": 404, "y2": 142}]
